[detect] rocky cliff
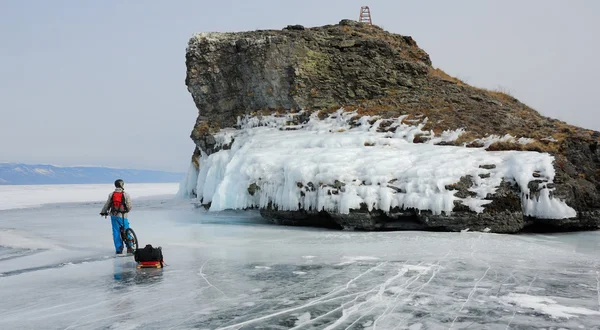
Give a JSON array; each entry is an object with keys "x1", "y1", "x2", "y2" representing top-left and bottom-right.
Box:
[{"x1": 182, "y1": 20, "x2": 600, "y2": 233}]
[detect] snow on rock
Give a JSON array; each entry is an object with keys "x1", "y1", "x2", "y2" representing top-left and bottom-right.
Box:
[
  {"x1": 180, "y1": 110, "x2": 575, "y2": 219},
  {"x1": 467, "y1": 134, "x2": 536, "y2": 148}
]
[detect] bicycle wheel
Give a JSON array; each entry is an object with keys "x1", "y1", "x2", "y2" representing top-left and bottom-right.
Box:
[{"x1": 124, "y1": 228, "x2": 139, "y2": 251}]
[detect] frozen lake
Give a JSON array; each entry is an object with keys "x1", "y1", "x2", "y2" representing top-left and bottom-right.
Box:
[{"x1": 1, "y1": 185, "x2": 599, "y2": 329}]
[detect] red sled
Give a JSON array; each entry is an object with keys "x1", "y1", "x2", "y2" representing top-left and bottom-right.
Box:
[{"x1": 137, "y1": 261, "x2": 164, "y2": 269}]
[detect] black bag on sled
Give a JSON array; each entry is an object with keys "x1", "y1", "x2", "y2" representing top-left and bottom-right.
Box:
[{"x1": 134, "y1": 244, "x2": 163, "y2": 263}]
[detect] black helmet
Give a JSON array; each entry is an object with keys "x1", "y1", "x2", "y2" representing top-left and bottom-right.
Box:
[{"x1": 114, "y1": 179, "x2": 125, "y2": 188}]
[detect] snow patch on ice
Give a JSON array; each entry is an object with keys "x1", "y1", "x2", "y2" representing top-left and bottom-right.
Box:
[
  {"x1": 107, "y1": 321, "x2": 141, "y2": 330},
  {"x1": 180, "y1": 110, "x2": 575, "y2": 219},
  {"x1": 387, "y1": 286, "x2": 404, "y2": 294},
  {"x1": 294, "y1": 312, "x2": 311, "y2": 326},
  {"x1": 501, "y1": 293, "x2": 600, "y2": 319},
  {"x1": 404, "y1": 264, "x2": 433, "y2": 272}
]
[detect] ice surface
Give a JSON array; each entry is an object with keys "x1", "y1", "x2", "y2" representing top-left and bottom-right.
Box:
[
  {"x1": 0, "y1": 183, "x2": 179, "y2": 210},
  {"x1": 180, "y1": 110, "x2": 576, "y2": 219},
  {"x1": 1, "y1": 188, "x2": 599, "y2": 329}
]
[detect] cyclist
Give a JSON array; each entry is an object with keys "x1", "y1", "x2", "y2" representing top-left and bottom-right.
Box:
[{"x1": 100, "y1": 179, "x2": 134, "y2": 255}]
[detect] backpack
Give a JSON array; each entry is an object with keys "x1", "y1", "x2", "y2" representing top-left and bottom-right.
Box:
[
  {"x1": 111, "y1": 191, "x2": 128, "y2": 213},
  {"x1": 135, "y1": 244, "x2": 163, "y2": 263}
]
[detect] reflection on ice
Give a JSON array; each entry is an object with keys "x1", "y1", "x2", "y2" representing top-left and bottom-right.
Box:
[{"x1": 0, "y1": 197, "x2": 599, "y2": 329}]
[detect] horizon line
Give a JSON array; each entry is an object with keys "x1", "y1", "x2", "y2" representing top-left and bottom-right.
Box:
[{"x1": 0, "y1": 162, "x2": 185, "y2": 173}]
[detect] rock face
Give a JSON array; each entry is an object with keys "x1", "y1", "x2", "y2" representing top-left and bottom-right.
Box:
[
  {"x1": 186, "y1": 20, "x2": 430, "y2": 132},
  {"x1": 184, "y1": 20, "x2": 600, "y2": 233}
]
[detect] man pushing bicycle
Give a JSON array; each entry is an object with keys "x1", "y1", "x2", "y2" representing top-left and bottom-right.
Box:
[{"x1": 100, "y1": 179, "x2": 134, "y2": 255}]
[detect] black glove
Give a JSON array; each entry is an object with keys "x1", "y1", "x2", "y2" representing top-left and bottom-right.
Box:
[{"x1": 100, "y1": 212, "x2": 108, "y2": 216}]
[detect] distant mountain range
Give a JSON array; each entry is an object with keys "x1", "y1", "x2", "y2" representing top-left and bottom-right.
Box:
[{"x1": 0, "y1": 163, "x2": 184, "y2": 185}]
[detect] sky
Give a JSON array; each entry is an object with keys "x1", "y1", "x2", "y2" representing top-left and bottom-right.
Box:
[{"x1": 0, "y1": 1, "x2": 598, "y2": 172}]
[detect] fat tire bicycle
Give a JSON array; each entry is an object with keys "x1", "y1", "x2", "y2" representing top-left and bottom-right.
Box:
[
  {"x1": 118, "y1": 216, "x2": 139, "y2": 253},
  {"x1": 103, "y1": 214, "x2": 139, "y2": 253}
]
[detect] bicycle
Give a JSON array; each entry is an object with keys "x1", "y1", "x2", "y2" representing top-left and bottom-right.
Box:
[
  {"x1": 119, "y1": 216, "x2": 139, "y2": 254},
  {"x1": 103, "y1": 214, "x2": 139, "y2": 254}
]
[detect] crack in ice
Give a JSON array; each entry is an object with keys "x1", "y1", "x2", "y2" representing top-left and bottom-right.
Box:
[
  {"x1": 199, "y1": 258, "x2": 228, "y2": 298},
  {"x1": 216, "y1": 262, "x2": 387, "y2": 330},
  {"x1": 340, "y1": 261, "x2": 412, "y2": 330},
  {"x1": 449, "y1": 265, "x2": 491, "y2": 329},
  {"x1": 287, "y1": 290, "x2": 377, "y2": 329},
  {"x1": 450, "y1": 235, "x2": 489, "y2": 329},
  {"x1": 61, "y1": 293, "x2": 192, "y2": 329},
  {"x1": 371, "y1": 263, "x2": 425, "y2": 329},
  {"x1": 323, "y1": 278, "x2": 398, "y2": 330},
  {"x1": 392, "y1": 263, "x2": 444, "y2": 330},
  {"x1": 294, "y1": 264, "x2": 393, "y2": 329},
  {"x1": 505, "y1": 271, "x2": 538, "y2": 329},
  {"x1": 494, "y1": 271, "x2": 516, "y2": 296}
]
